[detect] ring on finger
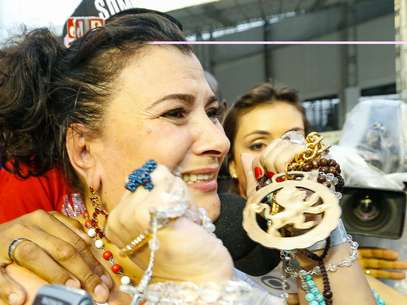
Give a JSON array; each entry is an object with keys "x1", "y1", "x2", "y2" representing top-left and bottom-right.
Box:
[{"x1": 8, "y1": 238, "x2": 29, "y2": 264}]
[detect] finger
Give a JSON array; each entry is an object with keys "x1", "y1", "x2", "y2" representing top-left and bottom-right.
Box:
[
  {"x1": 241, "y1": 153, "x2": 258, "y2": 197},
  {"x1": 359, "y1": 258, "x2": 407, "y2": 270},
  {"x1": 358, "y1": 248, "x2": 399, "y2": 260},
  {"x1": 17, "y1": 228, "x2": 110, "y2": 303},
  {"x1": 50, "y1": 213, "x2": 112, "y2": 286},
  {"x1": 0, "y1": 268, "x2": 26, "y2": 305},
  {"x1": 32, "y1": 211, "x2": 109, "y2": 278},
  {"x1": 262, "y1": 141, "x2": 305, "y2": 174},
  {"x1": 50, "y1": 212, "x2": 84, "y2": 231},
  {"x1": 12, "y1": 239, "x2": 78, "y2": 287},
  {"x1": 364, "y1": 269, "x2": 406, "y2": 280}
]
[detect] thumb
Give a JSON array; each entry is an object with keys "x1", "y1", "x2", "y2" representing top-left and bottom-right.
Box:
[
  {"x1": 0, "y1": 268, "x2": 26, "y2": 305},
  {"x1": 241, "y1": 153, "x2": 260, "y2": 198}
]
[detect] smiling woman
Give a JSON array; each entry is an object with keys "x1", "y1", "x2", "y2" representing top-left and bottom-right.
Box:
[{"x1": 0, "y1": 12, "x2": 378, "y2": 305}]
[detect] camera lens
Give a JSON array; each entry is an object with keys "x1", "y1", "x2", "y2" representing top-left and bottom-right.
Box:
[{"x1": 342, "y1": 193, "x2": 390, "y2": 232}]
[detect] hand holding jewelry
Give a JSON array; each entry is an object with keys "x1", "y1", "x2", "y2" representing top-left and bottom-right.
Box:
[
  {"x1": 102, "y1": 161, "x2": 233, "y2": 303},
  {"x1": 242, "y1": 133, "x2": 342, "y2": 250}
]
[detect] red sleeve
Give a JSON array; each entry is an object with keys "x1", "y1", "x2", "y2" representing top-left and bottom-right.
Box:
[{"x1": 0, "y1": 167, "x2": 71, "y2": 223}]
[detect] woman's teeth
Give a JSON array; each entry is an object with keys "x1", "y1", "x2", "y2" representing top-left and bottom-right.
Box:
[{"x1": 182, "y1": 174, "x2": 215, "y2": 184}]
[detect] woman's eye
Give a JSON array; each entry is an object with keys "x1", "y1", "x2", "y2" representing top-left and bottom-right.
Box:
[
  {"x1": 249, "y1": 142, "x2": 267, "y2": 151},
  {"x1": 206, "y1": 104, "x2": 226, "y2": 121},
  {"x1": 162, "y1": 108, "x2": 188, "y2": 120}
]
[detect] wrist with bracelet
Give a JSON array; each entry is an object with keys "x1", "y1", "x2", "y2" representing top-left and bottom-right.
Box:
[
  {"x1": 257, "y1": 132, "x2": 386, "y2": 305},
  {"x1": 252, "y1": 133, "x2": 350, "y2": 305}
]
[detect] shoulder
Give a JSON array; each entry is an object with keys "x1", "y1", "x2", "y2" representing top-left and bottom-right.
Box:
[{"x1": 0, "y1": 167, "x2": 71, "y2": 222}]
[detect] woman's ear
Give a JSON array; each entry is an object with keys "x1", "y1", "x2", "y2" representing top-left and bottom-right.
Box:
[
  {"x1": 228, "y1": 160, "x2": 238, "y2": 179},
  {"x1": 66, "y1": 124, "x2": 103, "y2": 191}
]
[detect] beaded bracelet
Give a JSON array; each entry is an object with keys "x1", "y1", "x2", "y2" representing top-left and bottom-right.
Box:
[{"x1": 282, "y1": 235, "x2": 359, "y2": 279}]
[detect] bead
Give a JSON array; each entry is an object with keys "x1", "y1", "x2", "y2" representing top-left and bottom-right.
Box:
[
  {"x1": 305, "y1": 293, "x2": 315, "y2": 301},
  {"x1": 309, "y1": 301, "x2": 319, "y2": 305},
  {"x1": 310, "y1": 287, "x2": 319, "y2": 294},
  {"x1": 102, "y1": 250, "x2": 113, "y2": 260},
  {"x1": 323, "y1": 291, "x2": 333, "y2": 299},
  {"x1": 329, "y1": 159, "x2": 337, "y2": 167},
  {"x1": 317, "y1": 175, "x2": 326, "y2": 183},
  {"x1": 95, "y1": 239, "x2": 104, "y2": 249},
  {"x1": 320, "y1": 166, "x2": 329, "y2": 173},
  {"x1": 328, "y1": 167, "x2": 337, "y2": 174},
  {"x1": 312, "y1": 160, "x2": 319, "y2": 169},
  {"x1": 304, "y1": 275, "x2": 313, "y2": 281},
  {"x1": 335, "y1": 164, "x2": 341, "y2": 173},
  {"x1": 303, "y1": 163, "x2": 312, "y2": 171},
  {"x1": 87, "y1": 228, "x2": 96, "y2": 238},
  {"x1": 84, "y1": 220, "x2": 92, "y2": 228},
  {"x1": 111, "y1": 264, "x2": 122, "y2": 274},
  {"x1": 319, "y1": 158, "x2": 328, "y2": 166},
  {"x1": 121, "y1": 275, "x2": 131, "y2": 285},
  {"x1": 315, "y1": 294, "x2": 324, "y2": 301}
]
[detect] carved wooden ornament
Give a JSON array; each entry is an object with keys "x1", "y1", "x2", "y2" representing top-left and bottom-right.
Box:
[{"x1": 243, "y1": 178, "x2": 341, "y2": 250}]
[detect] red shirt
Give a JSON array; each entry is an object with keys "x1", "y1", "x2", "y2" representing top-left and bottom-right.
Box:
[{"x1": 0, "y1": 167, "x2": 71, "y2": 223}]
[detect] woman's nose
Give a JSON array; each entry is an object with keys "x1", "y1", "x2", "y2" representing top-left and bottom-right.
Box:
[{"x1": 193, "y1": 118, "x2": 230, "y2": 158}]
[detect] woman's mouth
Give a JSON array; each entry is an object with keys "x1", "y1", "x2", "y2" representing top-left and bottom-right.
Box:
[{"x1": 181, "y1": 170, "x2": 218, "y2": 192}]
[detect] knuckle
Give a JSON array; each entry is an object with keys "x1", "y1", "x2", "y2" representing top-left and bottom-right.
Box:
[
  {"x1": 30, "y1": 209, "x2": 48, "y2": 221},
  {"x1": 72, "y1": 236, "x2": 89, "y2": 254},
  {"x1": 82, "y1": 272, "x2": 100, "y2": 289},
  {"x1": 53, "y1": 244, "x2": 77, "y2": 262},
  {"x1": 9, "y1": 223, "x2": 26, "y2": 235},
  {"x1": 51, "y1": 271, "x2": 70, "y2": 284}
]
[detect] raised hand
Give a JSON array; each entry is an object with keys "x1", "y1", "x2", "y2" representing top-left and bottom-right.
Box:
[{"x1": 105, "y1": 164, "x2": 233, "y2": 283}]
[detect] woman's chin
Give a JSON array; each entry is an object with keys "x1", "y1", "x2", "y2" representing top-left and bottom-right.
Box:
[{"x1": 187, "y1": 187, "x2": 221, "y2": 221}]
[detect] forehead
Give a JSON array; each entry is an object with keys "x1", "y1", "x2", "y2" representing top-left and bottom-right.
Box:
[
  {"x1": 236, "y1": 101, "x2": 304, "y2": 136},
  {"x1": 113, "y1": 46, "x2": 210, "y2": 102}
]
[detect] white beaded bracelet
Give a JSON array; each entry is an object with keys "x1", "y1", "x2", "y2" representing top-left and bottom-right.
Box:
[
  {"x1": 141, "y1": 280, "x2": 253, "y2": 305},
  {"x1": 283, "y1": 234, "x2": 359, "y2": 279}
]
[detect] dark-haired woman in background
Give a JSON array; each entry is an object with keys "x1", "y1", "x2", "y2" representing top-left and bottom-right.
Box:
[{"x1": 221, "y1": 82, "x2": 407, "y2": 305}]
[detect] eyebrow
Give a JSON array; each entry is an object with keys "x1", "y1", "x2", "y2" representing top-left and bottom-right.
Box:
[
  {"x1": 244, "y1": 130, "x2": 270, "y2": 139},
  {"x1": 149, "y1": 94, "x2": 218, "y2": 109},
  {"x1": 244, "y1": 127, "x2": 304, "y2": 140}
]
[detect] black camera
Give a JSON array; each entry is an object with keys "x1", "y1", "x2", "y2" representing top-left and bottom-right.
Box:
[
  {"x1": 33, "y1": 285, "x2": 93, "y2": 305},
  {"x1": 340, "y1": 186, "x2": 406, "y2": 239}
]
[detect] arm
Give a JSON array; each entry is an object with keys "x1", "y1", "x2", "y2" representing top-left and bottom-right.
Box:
[{"x1": 296, "y1": 243, "x2": 376, "y2": 305}]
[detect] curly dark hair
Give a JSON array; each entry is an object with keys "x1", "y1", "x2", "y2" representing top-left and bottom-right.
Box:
[{"x1": 0, "y1": 13, "x2": 191, "y2": 190}]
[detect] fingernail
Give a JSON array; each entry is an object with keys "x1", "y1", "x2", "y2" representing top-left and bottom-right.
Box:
[
  {"x1": 65, "y1": 278, "x2": 81, "y2": 288},
  {"x1": 254, "y1": 167, "x2": 263, "y2": 180},
  {"x1": 94, "y1": 284, "x2": 109, "y2": 302},
  {"x1": 101, "y1": 273, "x2": 113, "y2": 288},
  {"x1": 9, "y1": 293, "x2": 23, "y2": 305},
  {"x1": 266, "y1": 171, "x2": 275, "y2": 178}
]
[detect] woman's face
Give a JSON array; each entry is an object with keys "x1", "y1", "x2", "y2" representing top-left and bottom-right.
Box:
[
  {"x1": 90, "y1": 46, "x2": 230, "y2": 220},
  {"x1": 229, "y1": 101, "x2": 305, "y2": 197}
]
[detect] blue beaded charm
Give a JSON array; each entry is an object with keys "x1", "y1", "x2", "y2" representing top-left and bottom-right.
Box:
[{"x1": 125, "y1": 160, "x2": 157, "y2": 192}]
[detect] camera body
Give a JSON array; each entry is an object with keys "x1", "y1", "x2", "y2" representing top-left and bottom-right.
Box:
[
  {"x1": 340, "y1": 186, "x2": 406, "y2": 239},
  {"x1": 32, "y1": 285, "x2": 93, "y2": 305}
]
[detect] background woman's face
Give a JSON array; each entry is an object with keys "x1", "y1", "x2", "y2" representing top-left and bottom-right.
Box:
[
  {"x1": 91, "y1": 46, "x2": 230, "y2": 219},
  {"x1": 229, "y1": 101, "x2": 305, "y2": 196}
]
